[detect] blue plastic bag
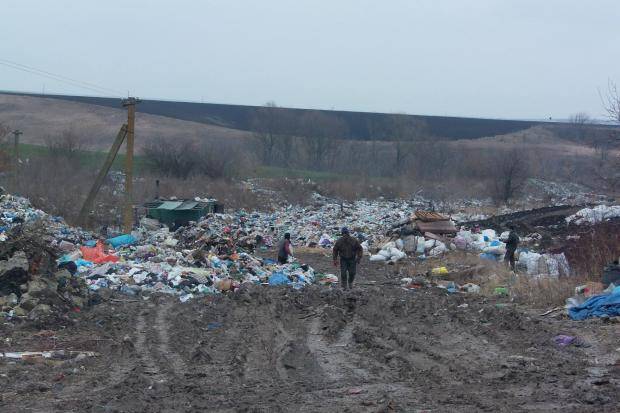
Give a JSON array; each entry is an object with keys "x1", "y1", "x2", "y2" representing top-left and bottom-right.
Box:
[
  {"x1": 107, "y1": 234, "x2": 136, "y2": 249},
  {"x1": 75, "y1": 259, "x2": 94, "y2": 267},
  {"x1": 269, "y1": 272, "x2": 291, "y2": 286}
]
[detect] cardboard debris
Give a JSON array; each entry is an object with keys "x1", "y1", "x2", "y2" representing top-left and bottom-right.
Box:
[
  {"x1": 414, "y1": 210, "x2": 450, "y2": 222},
  {"x1": 414, "y1": 220, "x2": 457, "y2": 235}
]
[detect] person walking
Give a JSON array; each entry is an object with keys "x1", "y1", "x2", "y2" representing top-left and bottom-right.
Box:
[
  {"x1": 277, "y1": 233, "x2": 292, "y2": 264},
  {"x1": 333, "y1": 227, "x2": 363, "y2": 290},
  {"x1": 504, "y1": 224, "x2": 519, "y2": 271}
]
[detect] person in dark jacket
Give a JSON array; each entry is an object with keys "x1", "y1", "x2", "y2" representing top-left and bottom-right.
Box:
[
  {"x1": 602, "y1": 259, "x2": 620, "y2": 288},
  {"x1": 277, "y1": 233, "x2": 292, "y2": 264},
  {"x1": 504, "y1": 224, "x2": 519, "y2": 271},
  {"x1": 333, "y1": 227, "x2": 363, "y2": 290}
]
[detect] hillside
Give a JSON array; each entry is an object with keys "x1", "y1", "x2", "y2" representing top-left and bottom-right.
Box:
[
  {"x1": 1, "y1": 91, "x2": 546, "y2": 140},
  {"x1": 0, "y1": 93, "x2": 250, "y2": 151}
]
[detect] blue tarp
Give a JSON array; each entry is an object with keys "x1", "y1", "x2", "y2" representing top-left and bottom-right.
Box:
[
  {"x1": 268, "y1": 272, "x2": 291, "y2": 286},
  {"x1": 107, "y1": 234, "x2": 136, "y2": 249},
  {"x1": 568, "y1": 287, "x2": 620, "y2": 320}
]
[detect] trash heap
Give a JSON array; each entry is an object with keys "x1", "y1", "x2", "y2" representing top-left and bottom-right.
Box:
[
  {"x1": 0, "y1": 194, "x2": 321, "y2": 310},
  {"x1": 67, "y1": 218, "x2": 319, "y2": 302},
  {"x1": 370, "y1": 211, "x2": 457, "y2": 263},
  {"x1": 0, "y1": 198, "x2": 92, "y2": 319},
  {"x1": 207, "y1": 194, "x2": 418, "y2": 251},
  {"x1": 379, "y1": 210, "x2": 572, "y2": 277},
  {"x1": 565, "y1": 204, "x2": 620, "y2": 225}
]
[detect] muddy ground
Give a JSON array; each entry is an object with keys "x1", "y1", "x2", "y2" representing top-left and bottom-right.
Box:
[{"x1": 1, "y1": 253, "x2": 619, "y2": 412}]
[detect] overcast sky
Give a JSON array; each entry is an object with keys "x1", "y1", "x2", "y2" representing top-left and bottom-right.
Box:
[{"x1": 1, "y1": 0, "x2": 619, "y2": 120}]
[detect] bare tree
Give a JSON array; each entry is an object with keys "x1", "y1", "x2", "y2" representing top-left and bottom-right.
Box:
[
  {"x1": 299, "y1": 111, "x2": 348, "y2": 169},
  {"x1": 414, "y1": 139, "x2": 452, "y2": 180},
  {"x1": 196, "y1": 139, "x2": 256, "y2": 178},
  {"x1": 593, "y1": 152, "x2": 620, "y2": 193},
  {"x1": 490, "y1": 148, "x2": 530, "y2": 204},
  {"x1": 143, "y1": 137, "x2": 198, "y2": 179},
  {"x1": 601, "y1": 79, "x2": 620, "y2": 123},
  {"x1": 385, "y1": 114, "x2": 428, "y2": 174},
  {"x1": 568, "y1": 112, "x2": 591, "y2": 141},
  {"x1": 365, "y1": 118, "x2": 386, "y2": 177},
  {"x1": 250, "y1": 102, "x2": 296, "y2": 166},
  {"x1": 45, "y1": 129, "x2": 85, "y2": 159}
]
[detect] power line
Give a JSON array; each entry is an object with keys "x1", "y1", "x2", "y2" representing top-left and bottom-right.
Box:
[{"x1": 0, "y1": 58, "x2": 123, "y2": 97}]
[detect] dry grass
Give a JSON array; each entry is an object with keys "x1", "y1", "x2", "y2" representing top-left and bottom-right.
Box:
[{"x1": 508, "y1": 275, "x2": 591, "y2": 308}]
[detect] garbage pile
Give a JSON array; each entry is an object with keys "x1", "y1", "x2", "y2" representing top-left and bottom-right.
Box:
[
  {"x1": 565, "y1": 204, "x2": 620, "y2": 225},
  {"x1": 381, "y1": 213, "x2": 572, "y2": 278},
  {"x1": 0, "y1": 194, "x2": 322, "y2": 309},
  {"x1": 234, "y1": 194, "x2": 417, "y2": 250},
  {"x1": 68, "y1": 218, "x2": 319, "y2": 302}
]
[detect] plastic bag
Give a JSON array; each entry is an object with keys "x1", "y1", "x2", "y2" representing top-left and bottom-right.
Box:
[
  {"x1": 107, "y1": 234, "x2": 136, "y2": 249},
  {"x1": 416, "y1": 236, "x2": 426, "y2": 254},
  {"x1": 268, "y1": 272, "x2": 291, "y2": 285},
  {"x1": 80, "y1": 241, "x2": 119, "y2": 264}
]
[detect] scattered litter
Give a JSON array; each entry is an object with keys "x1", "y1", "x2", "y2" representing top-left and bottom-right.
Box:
[
  {"x1": 494, "y1": 287, "x2": 508, "y2": 296},
  {"x1": 553, "y1": 335, "x2": 576, "y2": 347},
  {"x1": 461, "y1": 283, "x2": 481, "y2": 293},
  {"x1": 206, "y1": 322, "x2": 223, "y2": 331}
]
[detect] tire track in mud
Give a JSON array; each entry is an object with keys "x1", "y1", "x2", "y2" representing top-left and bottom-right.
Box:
[
  {"x1": 306, "y1": 315, "x2": 369, "y2": 385},
  {"x1": 153, "y1": 301, "x2": 187, "y2": 378},
  {"x1": 134, "y1": 307, "x2": 168, "y2": 383},
  {"x1": 133, "y1": 301, "x2": 188, "y2": 383},
  {"x1": 273, "y1": 319, "x2": 297, "y2": 382}
]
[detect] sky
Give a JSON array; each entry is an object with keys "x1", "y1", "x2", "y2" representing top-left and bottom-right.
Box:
[{"x1": 1, "y1": 0, "x2": 619, "y2": 120}]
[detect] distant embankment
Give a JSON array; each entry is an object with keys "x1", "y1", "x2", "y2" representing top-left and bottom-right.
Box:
[{"x1": 0, "y1": 91, "x2": 542, "y2": 140}]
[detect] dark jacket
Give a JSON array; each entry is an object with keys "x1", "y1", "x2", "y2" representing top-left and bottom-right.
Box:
[
  {"x1": 277, "y1": 238, "x2": 291, "y2": 259},
  {"x1": 333, "y1": 234, "x2": 363, "y2": 261},
  {"x1": 602, "y1": 263, "x2": 620, "y2": 288},
  {"x1": 506, "y1": 230, "x2": 519, "y2": 250}
]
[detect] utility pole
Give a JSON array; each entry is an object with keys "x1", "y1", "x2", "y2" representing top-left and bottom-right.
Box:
[
  {"x1": 12, "y1": 130, "x2": 22, "y2": 190},
  {"x1": 121, "y1": 97, "x2": 140, "y2": 233}
]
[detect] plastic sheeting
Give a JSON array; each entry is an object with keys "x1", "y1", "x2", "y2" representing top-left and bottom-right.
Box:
[
  {"x1": 80, "y1": 242, "x2": 119, "y2": 264},
  {"x1": 568, "y1": 286, "x2": 620, "y2": 320}
]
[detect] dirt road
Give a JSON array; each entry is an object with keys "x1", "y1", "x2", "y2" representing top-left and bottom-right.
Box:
[{"x1": 1, "y1": 254, "x2": 618, "y2": 412}]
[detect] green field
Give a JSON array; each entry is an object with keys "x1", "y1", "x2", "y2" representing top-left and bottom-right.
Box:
[
  {"x1": 13, "y1": 143, "x2": 149, "y2": 172},
  {"x1": 9, "y1": 143, "x2": 342, "y2": 180}
]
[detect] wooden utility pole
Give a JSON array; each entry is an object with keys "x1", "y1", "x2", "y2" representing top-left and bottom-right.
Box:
[
  {"x1": 78, "y1": 125, "x2": 128, "y2": 226},
  {"x1": 122, "y1": 98, "x2": 140, "y2": 233},
  {"x1": 12, "y1": 129, "x2": 22, "y2": 190}
]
